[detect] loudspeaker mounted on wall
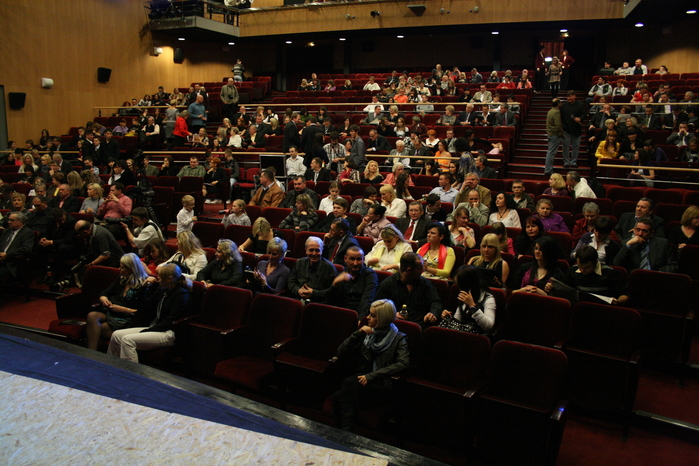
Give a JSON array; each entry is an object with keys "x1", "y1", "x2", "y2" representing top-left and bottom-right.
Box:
[
  {"x1": 9, "y1": 92, "x2": 26, "y2": 110},
  {"x1": 97, "y1": 67, "x2": 112, "y2": 83},
  {"x1": 174, "y1": 48, "x2": 185, "y2": 64},
  {"x1": 41, "y1": 78, "x2": 54, "y2": 89}
]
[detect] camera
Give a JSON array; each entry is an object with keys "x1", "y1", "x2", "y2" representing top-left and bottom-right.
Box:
[
  {"x1": 49, "y1": 279, "x2": 72, "y2": 292},
  {"x1": 71, "y1": 256, "x2": 91, "y2": 273},
  {"x1": 106, "y1": 216, "x2": 132, "y2": 227}
]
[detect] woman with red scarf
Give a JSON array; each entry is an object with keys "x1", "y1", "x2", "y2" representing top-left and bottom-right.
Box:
[{"x1": 417, "y1": 222, "x2": 455, "y2": 279}]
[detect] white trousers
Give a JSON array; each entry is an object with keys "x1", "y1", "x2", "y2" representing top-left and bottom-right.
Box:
[{"x1": 107, "y1": 327, "x2": 175, "y2": 363}]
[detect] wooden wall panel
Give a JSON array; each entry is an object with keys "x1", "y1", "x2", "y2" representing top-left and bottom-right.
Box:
[
  {"x1": 239, "y1": 0, "x2": 625, "y2": 37},
  {"x1": 0, "y1": 0, "x2": 254, "y2": 141}
]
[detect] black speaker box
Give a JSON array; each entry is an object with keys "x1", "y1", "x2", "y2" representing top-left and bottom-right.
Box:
[
  {"x1": 8, "y1": 92, "x2": 26, "y2": 110},
  {"x1": 174, "y1": 48, "x2": 185, "y2": 64},
  {"x1": 97, "y1": 67, "x2": 112, "y2": 83}
]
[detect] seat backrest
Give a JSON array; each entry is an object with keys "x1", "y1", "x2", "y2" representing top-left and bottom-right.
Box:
[
  {"x1": 81, "y1": 266, "x2": 121, "y2": 303},
  {"x1": 415, "y1": 327, "x2": 490, "y2": 389},
  {"x1": 503, "y1": 293, "x2": 572, "y2": 347},
  {"x1": 246, "y1": 294, "x2": 303, "y2": 357},
  {"x1": 223, "y1": 224, "x2": 252, "y2": 247},
  {"x1": 628, "y1": 269, "x2": 692, "y2": 316},
  {"x1": 295, "y1": 303, "x2": 358, "y2": 360},
  {"x1": 192, "y1": 222, "x2": 225, "y2": 248},
  {"x1": 486, "y1": 340, "x2": 567, "y2": 409},
  {"x1": 198, "y1": 285, "x2": 252, "y2": 328},
  {"x1": 394, "y1": 319, "x2": 422, "y2": 364},
  {"x1": 677, "y1": 244, "x2": 699, "y2": 279},
  {"x1": 260, "y1": 207, "x2": 292, "y2": 228},
  {"x1": 569, "y1": 302, "x2": 641, "y2": 359}
]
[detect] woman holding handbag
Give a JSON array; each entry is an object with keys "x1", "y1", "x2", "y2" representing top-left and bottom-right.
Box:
[{"x1": 440, "y1": 265, "x2": 496, "y2": 334}]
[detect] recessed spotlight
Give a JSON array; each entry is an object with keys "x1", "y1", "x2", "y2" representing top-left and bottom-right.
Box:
[
  {"x1": 687, "y1": 10, "x2": 697, "y2": 14},
  {"x1": 286, "y1": 41, "x2": 292, "y2": 44},
  {"x1": 178, "y1": 37, "x2": 185, "y2": 41},
  {"x1": 339, "y1": 38, "x2": 346, "y2": 41},
  {"x1": 560, "y1": 29, "x2": 568, "y2": 33},
  {"x1": 492, "y1": 31, "x2": 499, "y2": 35},
  {"x1": 635, "y1": 23, "x2": 644, "y2": 27},
  {"x1": 228, "y1": 42, "x2": 235, "y2": 45},
  {"x1": 396, "y1": 35, "x2": 404, "y2": 39}
]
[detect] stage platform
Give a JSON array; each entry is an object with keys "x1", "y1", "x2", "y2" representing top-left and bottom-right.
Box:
[{"x1": 0, "y1": 326, "x2": 445, "y2": 466}]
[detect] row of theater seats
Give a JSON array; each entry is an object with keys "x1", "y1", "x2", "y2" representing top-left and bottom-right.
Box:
[{"x1": 49, "y1": 264, "x2": 696, "y2": 462}]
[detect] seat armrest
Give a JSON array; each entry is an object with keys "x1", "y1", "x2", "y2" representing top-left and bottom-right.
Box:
[{"x1": 271, "y1": 337, "x2": 297, "y2": 356}]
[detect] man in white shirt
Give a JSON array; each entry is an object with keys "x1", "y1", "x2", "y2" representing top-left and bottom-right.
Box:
[
  {"x1": 362, "y1": 95, "x2": 383, "y2": 113},
  {"x1": 429, "y1": 173, "x2": 458, "y2": 204},
  {"x1": 566, "y1": 171, "x2": 597, "y2": 199},
  {"x1": 285, "y1": 146, "x2": 306, "y2": 178}
]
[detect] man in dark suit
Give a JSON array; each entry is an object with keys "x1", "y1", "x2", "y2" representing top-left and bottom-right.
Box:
[
  {"x1": 476, "y1": 105, "x2": 497, "y2": 126},
  {"x1": 459, "y1": 104, "x2": 478, "y2": 126},
  {"x1": 325, "y1": 245, "x2": 378, "y2": 320},
  {"x1": 0, "y1": 211, "x2": 35, "y2": 287},
  {"x1": 473, "y1": 153, "x2": 497, "y2": 179},
  {"x1": 37, "y1": 209, "x2": 78, "y2": 285},
  {"x1": 494, "y1": 104, "x2": 517, "y2": 127},
  {"x1": 304, "y1": 157, "x2": 332, "y2": 183},
  {"x1": 614, "y1": 197, "x2": 666, "y2": 241},
  {"x1": 322, "y1": 218, "x2": 361, "y2": 267},
  {"x1": 662, "y1": 105, "x2": 689, "y2": 131},
  {"x1": 27, "y1": 195, "x2": 54, "y2": 236},
  {"x1": 52, "y1": 153, "x2": 73, "y2": 175},
  {"x1": 640, "y1": 105, "x2": 662, "y2": 131},
  {"x1": 395, "y1": 201, "x2": 429, "y2": 246},
  {"x1": 300, "y1": 116, "x2": 323, "y2": 163},
  {"x1": 108, "y1": 160, "x2": 137, "y2": 187},
  {"x1": 366, "y1": 129, "x2": 391, "y2": 152},
  {"x1": 252, "y1": 114, "x2": 272, "y2": 138},
  {"x1": 233, "y1": 105, "x2": 250, "y2": 125},
  {"x1": 283, "y1": 112, "x2": 301, "y2": 153},
  {"x1": 321, "y1": 118, "x2": 336, "y2": 136},
  {"x1": 244, "y1": 125, "x2": 266, "y2": 149},
  {"x1": 48, "y1": 184, "x2": 81, "y2": 213},
  {"x1": 614, "y1": 217, "x2": 677, "y2": 273},
  {"x1": 98, "y1": 130, "x2": 120, "y2": 163},
  {"x1": 51, "y1": 136, "x2": 71, "y2": 154}
]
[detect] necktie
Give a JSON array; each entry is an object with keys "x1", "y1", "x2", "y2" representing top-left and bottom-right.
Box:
[
  {"x1": 405, "y1": 220, "x2": 415, "y2": 240},
  {"x1": 0, "y1": 231, "x2": 15, "y2": 253},
  {"x1": 330, "y1": 242, "x2": 341, "y2": 262},
  {"x1": 639, "y1": 244, "x2": 650, "y2": 270}
]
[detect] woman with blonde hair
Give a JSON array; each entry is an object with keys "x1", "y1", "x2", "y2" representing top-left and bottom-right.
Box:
[
  {"x1": 542, "y1": 173, "x2": 569, "y2": 197},
  {"x1": 222, "y1": 199, "x2": 251, "y2": 227},
  {"x1": 668, "y1": 205, "x2": 699, "y2": 249},
  {"x1": 248, "y1": 237, "x2": 291, "y2": 294},
  {"x1": 196, "y1": 239, "x2": 244, "y2": 288},
  {"x1": 279, "y1": 193, "x2": 318, "y2": 231},
  {"x1": 362, "y1": 160, "x2": 384, "y2": 186},
  {"x1": 159, "y1": 230, "x2": 208, "y2": 280},
  {"x1": 365, "y1": 225, "x2": 412, "y2": 273},
  {"x1": 79, "y1": 183, "x2": 104, "y2": 214},
  {"x1": 238, "y1": 217, "x2": 276, "y2": 254},
  {"x1": 18, "y1": 154, "x2": 38, "y2": 174},
  {"x1": 467, "y1": 233, "x2": 510, "y2": 287},
  {"x1": 335, "y1": 298, "x2": 408, "y2": 431},
  {"x1": 380, "y1": 184, "x2": 407, "y2": 218},
  {"x1": 86, "y1": 253, "x2": 151, "y2": 351},
  {"x1": 269, "y1": 118, "x2": 281, "y2": 136},
  {"x1": 66, "y1": 170, "x2": 84, "y2": 196}
]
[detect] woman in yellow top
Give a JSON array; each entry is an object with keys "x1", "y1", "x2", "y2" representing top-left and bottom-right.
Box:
[
  {"x1": 433, "y1": 140, "x2": 452, "y2": 172},
  {"x1": 418, "y1": 222, "x2": 456, "y2": 279},
  {"x1": 595, "y1": 130, "x2": 620, "y2": 160},
  {"x1": 365, "y1": 225, "x2": 413, "y2": 273}
]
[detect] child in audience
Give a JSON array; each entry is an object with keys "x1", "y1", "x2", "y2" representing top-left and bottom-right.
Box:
[
  {"x1": 176, "y1": 195, "x2": 197, "y2": 234},
  {"x1": 222, "y1": 199, "x2": 251, "y2": 227}
]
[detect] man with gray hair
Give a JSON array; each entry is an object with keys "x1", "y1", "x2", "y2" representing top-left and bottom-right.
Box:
[
  {"x1": 388, "y1": 139, "x2": 410, "y2": 168},
  {"x1": 0, "y1": 211, "x2": 35, "y2": 285},
  {"x1": 566, "y1": 171, "x2": 596, "y2": 199},
  {"x1": 287, "y1": 236, "x2": 338, "y2": 303}
]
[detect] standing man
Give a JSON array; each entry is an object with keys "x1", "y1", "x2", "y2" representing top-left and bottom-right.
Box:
[
  {"x1": 560, "y1": 90, "x2": 585, "y2": 169},
  {"x1": 535, "y1": 45, "x2": 547, "y2": 93},
  {"x1": 187, "y1": 94, "x2": 207, "y2": 135},
  {"x1": 348, "y1": 125, "x2": 367, "y2": 171},
  {"x1": 283, "y1": 113, "x2": 301, "y2": 153},
  {"x1": 220, "y1": 78, "x2": 239, "y2": 123},
  {"x1": 231, "y1": 59, "x2": 245, "y2": 82},
  {"x1": 545, "y1": 98, "x2": 564, "y2": 176},
  {"x1": 560, "y1": 49, "x2": 575, "y2": 91}
]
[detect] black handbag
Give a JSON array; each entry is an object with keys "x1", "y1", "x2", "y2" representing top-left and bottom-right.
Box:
[
  {"x1": 438, "y1": 315, "x2": 481, "y2": 334},
  {"x1": 170, "y1": 253, "x2": 191, "y2": 275}
]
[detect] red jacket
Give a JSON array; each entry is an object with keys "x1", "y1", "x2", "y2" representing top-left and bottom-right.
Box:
[{"x1": 174, "y1": 116, "x2": 190, "y2": 138}]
